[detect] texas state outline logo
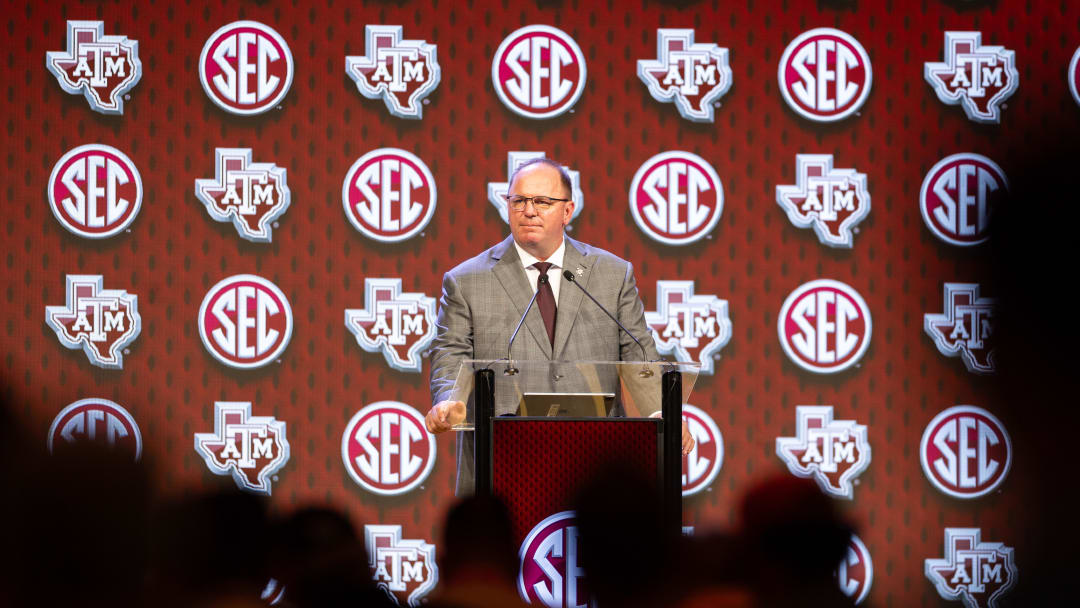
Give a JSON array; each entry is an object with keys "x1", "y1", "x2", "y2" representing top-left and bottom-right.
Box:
[
  {"x1": 194, "y1": 148, "x2": 290, "y2": 243},
  {"x1": 637, "y1": 28, "x2": 733, "y2": 122},
  {"x1": 924, "y1": 283, "x2": 996, "y2": 375},
  {"x1": 46, "y1": 20, "x2": 141, "y2": 115},
  {"x1": 644, "y1": 280, "x2": 732, "y2": 375},
  {"x1": 345, "y1": 278, "x2": 437, "y2": 373},
  {"x1": 45, "y1": 274, "x2": 141, "y2": 370},
  {"x1": 925, "y1": 528, "x2": 1017, "y2": 608},
  {"x1": 775, "y1": 405, "x2": 871, "y2": 500},
  {"x1": 924, "y1": 31, "x2": 1019, "y2": 124},
  {"x1": 776, "y1": 154, "x2": 870, "y2": 248},
  {"x1": 345, "y1": 25, "x2": 440, "y2": 119},
  {"x1": 194, "y1": 401, "x2": 290, "y2": 495}
]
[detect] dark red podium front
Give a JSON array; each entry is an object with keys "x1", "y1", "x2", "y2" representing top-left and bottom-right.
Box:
[{"x1": 491, "y1": 417, "x2": 661, "y2": 542}]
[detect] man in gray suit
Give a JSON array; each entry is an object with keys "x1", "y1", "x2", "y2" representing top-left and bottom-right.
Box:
[{"x1": 426, "y1": 159, "x2": 693, "y2": 495}]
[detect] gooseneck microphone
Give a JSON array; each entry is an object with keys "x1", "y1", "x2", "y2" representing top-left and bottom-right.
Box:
[
  {"x1": 563, "y1": 270, "x2": 655, "y2": 378},
  {"x1": 504, "y1": 273, "x2": 548, "y2": 375}
]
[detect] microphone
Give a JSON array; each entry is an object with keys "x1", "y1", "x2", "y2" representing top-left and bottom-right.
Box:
[
  {"x1": 505, "y1": 273, "x2": 548, "y2": 376},
  {"x1": 563, "y1": 270, "x2": 655, "y2": 378}
]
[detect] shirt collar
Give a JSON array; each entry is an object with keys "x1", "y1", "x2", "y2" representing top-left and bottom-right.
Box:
[{"x1": 513, "y1": 237, "x2": 566, "y2": 270}]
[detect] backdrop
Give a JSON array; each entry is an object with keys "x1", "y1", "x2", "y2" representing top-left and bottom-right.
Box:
[{"x1": 4, "y1": 1, "x2": 1077, "y2": 606}]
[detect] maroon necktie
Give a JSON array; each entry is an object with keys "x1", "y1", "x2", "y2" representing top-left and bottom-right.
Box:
[{"x1": 532, "y1": 262, "x2": 557, "y2": 347}]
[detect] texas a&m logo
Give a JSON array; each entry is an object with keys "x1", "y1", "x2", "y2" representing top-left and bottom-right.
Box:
[
  {"x1": 345, "y1": 25, "x2": 440, "y2": 119},
  {"x1": 342, "y1": 148, "x2": 437, "y2": 242},
  {"x1": 836, "y1": 534, "x2": 873, "y2": 604},
  {"x1": 342, "y1": 402, "x2": 436, "y2": 496},
  {"x1": 491, "y1": 25, "x2": 586, "y2": 119},
  {"x1": 921, "y1": 405, "x2": 1011, "y2": 499},
  {"x1": 47, "y1": 399, "x2": 142, "y2": 461},
  {"x1": 778, "y1": 28, "x2": 872, "y2": 122},
  {"x1": 778, "y1": 279, "x2": 871, "y2": 374},
  {"x1": 1069, "y1": 46, "x2": 1080, "y2": 107},
  {"x1": 630, "y1": 151, "x2": 724, "y2": 246},
  {"x1": 637, "y1": 29, "x2": 732, "y2": 122},
  {"x1": 925, "y1": 528, "x2": 1017, "y2": 608},
  {"x1": 194, "y1": 401, "x2": 290, "y2": 495},
  {"x1": 924, "y1": 283, "x2": 996, "y2": 374},
  {"x1": 925, "y1": 32, "x2": 1018, "y2": 124},
  {"x1": 46, "y1": 275, "x2": 140, "y2": 369},
  {"x1": 682, "y1": 404, "x2": 724, "y2": 496},
  {"x1": 198, "y1": 274, "x2": 293, "y2": 369},
  {"x1": 195, "y1": 148, "x2": 289, "y2": 242},
  {"x1": 48, "y1": 144, "x2": 143, "y2": 239},
  {"x1": 920, "y1": 153, "x2": 1006, "y2": 247},
  {"x1": 518, "y1": 511, "x2": 590, "y2": 608},
  {"x1": 776, "y1": 154, "x2": 870, "y2": 248},
  {"x1": 46, "y1": 21, "x2": 141, "y2": 115},
  {"x1": 345, "y1": 279, "x2": 436, "y2": 373},
  {"x1": 366, "y1": 525, "x2": 438, "y2": 607},
  {"x1": 644, "y1": 281, "x2": 731, "y2": 375},
  {"x1": 199, "y1": 21, "x2": 293, "y2": 115},
  {"x1": 776, "y1": 406, "x2": 871, "y2": 499},
  {"x1": 488, "y1": 152, "x2": 583, "y2": 224}
]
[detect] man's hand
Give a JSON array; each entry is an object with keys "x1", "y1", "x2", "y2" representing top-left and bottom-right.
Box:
[
  {"x1": 649, "y1": 411, "x2": 695, "y2": 455},
  {"x1": 425, "y1": 400, "x2": 466, "y2": 434},
  {"x1": 682, "y1": 419, "x2": 694, "y2": 456}
]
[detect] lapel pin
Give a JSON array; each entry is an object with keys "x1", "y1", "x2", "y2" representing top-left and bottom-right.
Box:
[{"x1": 576, "y1": 267, "x2": 584, "y2": 276}]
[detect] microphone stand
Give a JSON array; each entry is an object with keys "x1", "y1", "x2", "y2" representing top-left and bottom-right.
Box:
[{"x1": 504, "y1": 274, "x2": 548, "y2": 376}]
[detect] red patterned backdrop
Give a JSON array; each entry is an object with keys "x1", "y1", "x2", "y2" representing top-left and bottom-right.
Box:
[{"x1": 4, "y1": 1, "x2": 1078, "y2": 606}]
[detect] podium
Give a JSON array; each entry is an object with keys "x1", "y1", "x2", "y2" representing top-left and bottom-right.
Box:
[{"x1": 447, "y1": 359, "x2": 700, "y2": 540}]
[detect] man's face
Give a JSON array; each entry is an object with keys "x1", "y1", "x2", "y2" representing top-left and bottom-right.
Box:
[{"x1": 508, "y1": 163, "x2": 575, "y2": 258}]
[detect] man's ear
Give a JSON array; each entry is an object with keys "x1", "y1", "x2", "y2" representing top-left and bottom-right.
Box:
[{"x1": 563, "y1": 201, "x2": 575, "y2": 226}]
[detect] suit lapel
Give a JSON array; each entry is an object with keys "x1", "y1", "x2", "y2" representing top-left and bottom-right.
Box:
[
  {"x1": 491, "y1": 236, "x2": 553, "y2": 359},
  {"x1": 553, "y1": 237, "x2": 592, "y2": 359}
]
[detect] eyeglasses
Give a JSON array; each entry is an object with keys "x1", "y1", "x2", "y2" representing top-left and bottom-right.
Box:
[{"x1": 504, "y1": 194, "x2": 570, "y2": 212}]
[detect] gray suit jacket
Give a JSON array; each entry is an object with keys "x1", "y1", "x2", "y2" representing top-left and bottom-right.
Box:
[{"x1": 429, "y1": 235, "x2": 660, "y2": 495}]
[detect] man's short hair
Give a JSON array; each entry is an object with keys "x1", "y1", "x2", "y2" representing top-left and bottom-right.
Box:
[{"x1": 508, "y1": 157, "x2": 573, "y2": 200}]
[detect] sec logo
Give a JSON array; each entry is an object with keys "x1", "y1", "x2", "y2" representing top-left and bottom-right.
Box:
[
  {"x1": 198, "y1": 274, "x2": 293, "y2": 369},
  {"x1": 48, "y1": 144, "x2": 142, "y2": 239},
  {"x1": 47, "y1": 398, "x2": 142, "y2": 461},
  {"x1": 342, "y1": 401, "x2": 435, "y2": 496},
  {"x1": 920, "y1": 153, "x2": 1006, "y2": 246},
  {"x1": 518, "y1": 511, "x2": 589, "y2": 608},
  {"x1": 491, "y1": 25, "x2": 587, "y2": 119},
  {"x1": 630, "y1": 151, "x2": 724, "y2": 246},
  {"x1": 920, "y1": 405, "x2": 1011, "y2": 499},
  {"x1": 342, "y1": 148, "x2": 436, "y2": 242},
  {"x1": 1070, "y1": 46, "x2": 1080, "y2": 107},
  {"x1": 778, "y1": 28, "x2": 872, "y2": 122},
  {"x1": 836, "y1": 533, "x2": 873, "y2": 605},
  {"x1": 199, "y1": 21, "x2": 293, "y2": 115},
  {"x1": 682, "y1": 404, "x2": 723, "y2": 497},
  {"x1": 778, "y1": 279, "x2": 871, "y2": 374}
]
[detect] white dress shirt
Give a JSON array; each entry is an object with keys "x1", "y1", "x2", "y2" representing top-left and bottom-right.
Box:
[{"x1": 513, "y1": 238, "x2": 565, "y2": 306}]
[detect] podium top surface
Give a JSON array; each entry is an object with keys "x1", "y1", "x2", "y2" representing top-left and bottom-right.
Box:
[{"x1": 447, "y1": 359, "x2": 700, "y2": 430}]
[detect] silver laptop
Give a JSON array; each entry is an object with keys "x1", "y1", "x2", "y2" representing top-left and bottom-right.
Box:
[{"x1": 517, "y1": 392, "x2": 616, "y2": 418}]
